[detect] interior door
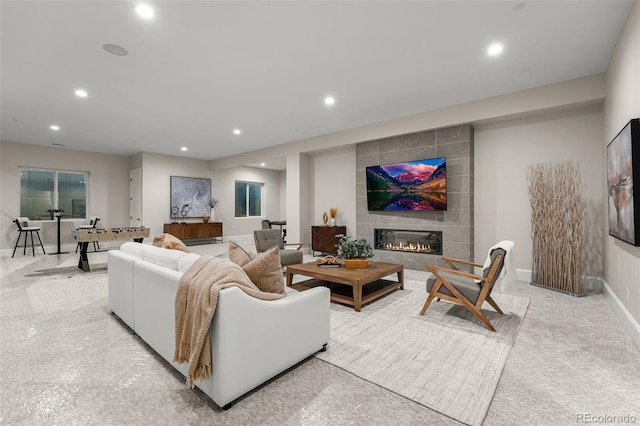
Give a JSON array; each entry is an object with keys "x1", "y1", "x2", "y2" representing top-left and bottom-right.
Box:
[{"x1": 130, "y1": 168, "x2": 142, "y2": 227}]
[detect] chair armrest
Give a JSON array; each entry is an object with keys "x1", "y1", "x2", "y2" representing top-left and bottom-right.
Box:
[
  {"x1": 426, "y1": 264, "x2": 484, "y2": 281},
  {"x1": 284, "y1": 243, "x2": 303, "y2": 250},
  {"x1": 442, "y1": 257, "x2": 483, "y2": 269}
]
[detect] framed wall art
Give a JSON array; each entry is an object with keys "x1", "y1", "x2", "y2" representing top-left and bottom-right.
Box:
[
  {"x1": 607, "y1": 118, "x2": 640, "y2": 246},
  {"x1": 170, "y1": 176, "x2": 211, "y2": 219}
]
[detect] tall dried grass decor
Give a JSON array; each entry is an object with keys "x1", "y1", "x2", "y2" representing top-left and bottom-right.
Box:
[{"x1": 528, "y1": 161, "x2": 585, "y2": 296}]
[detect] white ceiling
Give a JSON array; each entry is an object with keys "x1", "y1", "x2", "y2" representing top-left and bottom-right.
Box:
[{"x1": 0, "y1": 1, "x2": 633, "y2": 164}]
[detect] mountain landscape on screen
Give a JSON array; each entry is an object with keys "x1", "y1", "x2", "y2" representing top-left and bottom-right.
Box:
[{"x1": 366, "y1": 157, "x2": 447, "y2": 211}]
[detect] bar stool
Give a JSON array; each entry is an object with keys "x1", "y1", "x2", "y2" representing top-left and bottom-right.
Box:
[{"x1": 12, "y1": 217, "x2": 46, "y2": 257}]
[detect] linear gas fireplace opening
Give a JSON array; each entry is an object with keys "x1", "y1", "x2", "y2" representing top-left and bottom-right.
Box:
[{"x1": 374, "y1": 229, "x2": 442, "y2": 255}]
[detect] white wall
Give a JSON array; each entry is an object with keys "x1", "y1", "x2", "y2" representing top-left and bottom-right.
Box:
[
  {"x1": 474, "y1": 107, "x2": 604, "y2": 276},
  {"x1": 140, "y1": 152, "x2": 283, "y2": 240},
  {"x1": 139, "y1": 152, "x2": 212, "y2": 239},
  {"x1": 603, "y1": 0, "x2": 640, "y2": 325},
  {"x1": 210, "y1": 166, "x2": 283, "y2": 238},
  {"x1": 0, "y1": 141, "x2": 130, "y2": 250},
  {"x1": 310, "y1": 146, "x2": 357, "y2": 236}
]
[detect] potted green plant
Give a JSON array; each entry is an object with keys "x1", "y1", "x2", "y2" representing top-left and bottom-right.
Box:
[{"x1": 336, "y1": 234, "x2": 374, "y2": 268}]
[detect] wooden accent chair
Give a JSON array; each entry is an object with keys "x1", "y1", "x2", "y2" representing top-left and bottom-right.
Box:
[
  {"x1": 253, "y1": 229, "x2": 303, "y2": 267},
  {"x1": 420, "y1": 248, "x2": 507, "y2": 332},
  {"x1": 12, "y1": 217, "x2": 46, "y2": 257}
]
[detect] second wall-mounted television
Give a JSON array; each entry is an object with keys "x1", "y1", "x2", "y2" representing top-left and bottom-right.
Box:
[{"x1": 366, "y1": 157, "x2": 446, "y2": 211}]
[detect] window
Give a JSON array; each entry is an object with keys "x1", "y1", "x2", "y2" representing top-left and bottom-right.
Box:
[
  {"x1": 20, "y1": 168, "x2": 89, "y2": 220},
  {"x1": 235, "y1": 181, "x2": 263, "y2": 218}
]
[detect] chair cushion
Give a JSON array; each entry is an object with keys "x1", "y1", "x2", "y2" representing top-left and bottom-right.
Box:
[
  {"x1": 254, "y1": 229, "x2": 284, "y2": 250},
  {"x1": 426, "y1": 273, "x2": 481, "y2": 304},
  {"x1": 482, "y1": 248, "x2": 506, "y2": 292},
  {"x1": 240, "y1": 246, "x2": 285, "y2": 294},
  {"x1": 280, "y1": 249, "x2": 303, "y2": 266},
  {"x1": 229, "y1": 241, "x2": 258, "y2": 267}
]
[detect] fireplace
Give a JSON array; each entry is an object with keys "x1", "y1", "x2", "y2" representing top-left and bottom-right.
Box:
[{"x1": 374, "y1": 229, "x2": 442, "y2": 255}]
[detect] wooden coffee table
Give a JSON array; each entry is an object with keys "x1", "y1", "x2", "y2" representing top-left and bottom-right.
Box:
[{"x1": 286, "y1": 261, "x2": 404, "y2": 312}]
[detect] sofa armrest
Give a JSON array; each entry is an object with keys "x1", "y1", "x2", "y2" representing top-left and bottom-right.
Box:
[{"x1": 209, "y1": 286, "x2": 330, "y2": 407}]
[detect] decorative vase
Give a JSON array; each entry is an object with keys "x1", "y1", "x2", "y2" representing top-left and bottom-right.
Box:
[
  {"x1": 330, "y1": 218, "x2": 336, "y2": 227},
  {"x1": 203, "y1": 216, "x2": 210, "y2": 223},
  {"x1": 344, "y1": 258, "x2": 369, "y2": 269},
  {"x1": 322, "y1": 212, "x2": 328, "y2": 226}
]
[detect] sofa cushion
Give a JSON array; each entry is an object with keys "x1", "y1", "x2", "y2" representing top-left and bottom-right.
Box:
[
  {"x1": 120, "y1": 241, "x2": 146, "y2": 258},
  {"x1": 240, "y1": 246, "x2": 285, "y2": 294},
  {"x1": 228, "y1": 241, "x2": 258, "y2": 267},
  {"x1": 177, "y1": 253, "x2": 202, "y2": 273},
  {"x1": 141, "y1": 245, "x2": 188, "y2": 271},
  {"x1": 153, "y1": 233, "x2": 190, "y2": 253}
]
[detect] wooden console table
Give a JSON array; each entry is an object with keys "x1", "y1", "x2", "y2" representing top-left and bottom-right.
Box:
[
  {"x1": 163, "y1": 222, "x2": 223, "y2": 245},
  {"x1": 311, "y1": 226, "x2": 346, "y2": 256}
]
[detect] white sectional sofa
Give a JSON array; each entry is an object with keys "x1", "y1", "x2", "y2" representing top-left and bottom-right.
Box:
[{"x1": 108, "y1": 242, "x2": 330, "y2": 408}]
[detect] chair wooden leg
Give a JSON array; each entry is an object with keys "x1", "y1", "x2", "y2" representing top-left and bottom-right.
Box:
[
  {"x1": 469, "y1": 305, "x2": 496, "y2": 332},
  {"x1": 420, "y1": 292, "x2": 437, "y2": 315},
  {"x1": 30, "y1": 231, "x2": 36, "y2": 256},
  {"x1": 23, "y1": 232, "x2": 28, "y2": 255},
  {"x1": 486, "y1": 296, "x2": 504, "y2": 314}
]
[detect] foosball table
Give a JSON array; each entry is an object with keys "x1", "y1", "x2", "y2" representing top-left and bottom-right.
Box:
[{"x1": 77, "y1": 227, "x2": 150, "y2": 272}]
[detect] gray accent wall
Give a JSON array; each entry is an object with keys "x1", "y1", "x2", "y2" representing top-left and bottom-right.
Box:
[{"x1": 355, "y1": 124, "x2": 474, "y2": 270}]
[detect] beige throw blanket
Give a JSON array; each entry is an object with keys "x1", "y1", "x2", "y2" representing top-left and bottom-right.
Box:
[{"x1": 174, "y1": 255, "x2": 285, "y2": 385}]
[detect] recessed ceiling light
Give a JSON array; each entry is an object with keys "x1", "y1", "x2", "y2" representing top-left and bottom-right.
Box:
[
  {"x1": 233, "y1": 129, "x2": 241, "y2": 135},
  {"x1": 324, "y1": 96, "x2": 336, "y2": 106},
  {"x1": 181, "y1": 147, "x2": 188, "y2": 151},
  {"x1": 50, "y1": 125, "x2": 60, "y2": 131},
  {"x1": 75, "y1": 89, "x2": 88, "y2": 98},
  {"x1": 135, "y1": 3, "x2": 154, "y2": 19},
  {"x1": 487, "y1": 43, "x2": 504, "y2": 57},
  {"x1": 260, "y1": 162, "x2": 266, "y2": 167},
  {"x1": 102, "y1": 43, "x2": 129, "y2": 56}
]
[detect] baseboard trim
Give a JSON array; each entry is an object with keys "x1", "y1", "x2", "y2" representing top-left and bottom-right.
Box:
[
  {"x1": 516, "y1": 268, "x2": 639, "y2": 351},
  {"x1": 601, "y1": 278, "x2": 640, "y2": 352}
]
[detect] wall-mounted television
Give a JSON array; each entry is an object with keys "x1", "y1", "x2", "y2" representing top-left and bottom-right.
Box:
[{"x1": 366, "y1": 157, "x2": 446, "y2": 211}]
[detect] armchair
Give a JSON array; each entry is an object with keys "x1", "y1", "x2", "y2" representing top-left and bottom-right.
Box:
[
  {"x1": 253, "y1": 229, "x2": 302, "y2": 267},
  {"x1": 420, "y1": 245, "x2": 510, "y2": 332}
]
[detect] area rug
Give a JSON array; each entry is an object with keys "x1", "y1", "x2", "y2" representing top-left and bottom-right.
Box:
[{"x1": 315, "y1": 278, "x2": 529, "y2": 426}]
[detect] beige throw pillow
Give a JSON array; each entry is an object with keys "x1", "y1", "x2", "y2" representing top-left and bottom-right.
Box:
[
  {"x1": 240, "y1": 246, "x2": 285, "y2": 294},
  {"x1": 152, "y1": 233, "x2": 189, "y2": 253},
  {"x1": 228, "y1": 241, "x2": 258, "y2": 267}
]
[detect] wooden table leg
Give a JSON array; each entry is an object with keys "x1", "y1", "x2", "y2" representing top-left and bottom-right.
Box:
[
  {"x1": 286, "y1": 270, "x2": 293, "y2": 287},
  {"x1": 398, "y1": 269, "x2": 404, "y2": 290},
  {"x1": 78, "y1": 242, "x2": 90, "y2": 272},
  {"x1": 354, "y1": 283, "x2": 362, "y2": 312}
]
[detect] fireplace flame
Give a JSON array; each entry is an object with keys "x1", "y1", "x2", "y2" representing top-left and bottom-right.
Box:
[{"x1": 383, "y1": 241, "x2": 434, "y2": 253}]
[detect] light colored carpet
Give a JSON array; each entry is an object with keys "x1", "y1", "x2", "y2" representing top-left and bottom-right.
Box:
[{"x1": 315, "y1": 278, "x2": 529, "y2": 426}]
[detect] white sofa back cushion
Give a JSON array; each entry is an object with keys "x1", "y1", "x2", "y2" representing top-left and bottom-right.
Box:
[
  {"x1": 178, "y1": 253, "x2": 201, "y2": 272},
  {"x1": 120, "y1": 241, "x2": 147, "y2": 258},
  {"x1": 141, "y1": 245, "x2": 189, "y2": 271}
]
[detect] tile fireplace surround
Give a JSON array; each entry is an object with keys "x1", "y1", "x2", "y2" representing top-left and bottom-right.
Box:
[{"x1": 356, "y1": 124, "x2": 474, "y2": 270}]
